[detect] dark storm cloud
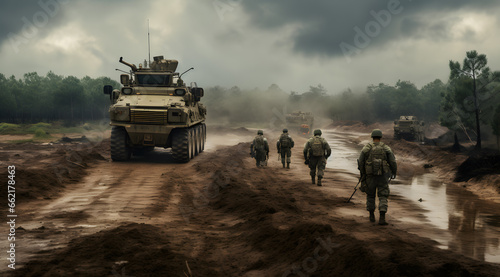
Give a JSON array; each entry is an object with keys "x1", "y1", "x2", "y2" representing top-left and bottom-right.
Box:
[
  {"x1": 0, "y1": 0, "x2": 68, "y2": 46},
  {"x1": 239, "y1": 0, "x2": 500, "y2": 58}
]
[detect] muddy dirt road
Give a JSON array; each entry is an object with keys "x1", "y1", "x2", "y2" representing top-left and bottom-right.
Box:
[{"x1": 1, "y1": 128, "x2": 500, "y2": 276}]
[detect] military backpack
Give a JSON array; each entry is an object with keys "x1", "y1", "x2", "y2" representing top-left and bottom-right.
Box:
[
  {"x1": 310, "y1": 137, "x2": 324, "y2": 157},
  {"x1": 279, "y1": 134, "x2": 292, "y2": 148},
  {"x1": 365, "y1": 143, "x2": 390, "y2": 176},
  {"x1": 254, "y1": 135, "x2": 265, "y2": 151}
]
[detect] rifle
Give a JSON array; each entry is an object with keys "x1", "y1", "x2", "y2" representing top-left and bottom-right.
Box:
[
  {"x1": 250, "y1": 149, "x2": 255, "y2": 158},
  {"x1": 346, "y1": 175, "x2": 363, "y2": 203},
  {"x1": 263, "y1": 152, "x2": 269, "y2": 166}
]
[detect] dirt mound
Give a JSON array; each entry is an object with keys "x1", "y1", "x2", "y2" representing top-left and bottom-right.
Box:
[
  {"x1": 208, "y1": 126, "x2": 254, "y2": 136},
  {"x1": 57, "y1": 136, "x2": 90, "y2": 143},
  {"x1": 455, "y1": 152, "x2": 500, "y2": 184},
  {"x1": 0, "y1": 140, "x2": 108, "y2": 208},
  {"x1": 427, "y1": 130, "x2": 476, "y2": 146},
  {"x1": 327, "y1": 120, "x2": 370, "y2": 133},
  {"x1": 328, "y1": 120, "x2": 394, "y2": 136},
  {"x1": 14, "y1": 223, "x2": 218, "y2": 277}
]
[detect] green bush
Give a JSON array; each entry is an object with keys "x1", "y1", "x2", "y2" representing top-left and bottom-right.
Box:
[
  {"x1": 33, "y1": 128, "x2": 51, "y2": 139},
  {"x1": 82, "y1": 123, "x2": 92, "y2": 130},
  {"x1": 27, "y1": 122, "x2": 52, "y2": 133},
  {"x1": 0, "y1": 123, "x2": 21, "y2": 134}
]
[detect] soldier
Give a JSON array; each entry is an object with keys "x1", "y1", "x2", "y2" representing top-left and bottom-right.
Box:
[
  {"x1": 303, "y1": 129, "x2": 331, "y2": 186},
  {"x1": 277, "y1": 128, "x2": 295, "y2": 169},
  {"x1": 358, "y1": 129, "x2": 397, "y2": 225},
  {"x1": 250, "y1": 130, "x2": 269, "y2": 167}
]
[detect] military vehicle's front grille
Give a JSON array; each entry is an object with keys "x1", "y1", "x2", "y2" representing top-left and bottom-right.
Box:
[{"x1": 130, "y1": 109, "x2": 167, "y2": 125}]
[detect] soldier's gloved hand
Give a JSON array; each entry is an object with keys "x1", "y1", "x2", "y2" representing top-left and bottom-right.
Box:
[{"x1": 304, "y1": 160, "x2": 309, "y2": 165}]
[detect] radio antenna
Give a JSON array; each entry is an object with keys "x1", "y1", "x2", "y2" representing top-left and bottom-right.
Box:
[{"x1": 148, "y1": 19, "x2": 151, "y2": 66}]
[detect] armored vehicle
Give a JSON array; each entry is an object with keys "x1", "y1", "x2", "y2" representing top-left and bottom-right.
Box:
[
  {"x1": 393, "y1": 116, "x2": 424, "y2": 142},
  {"x1": 285, "y1": 111, "x2": 314, "y2": 135},
  {"x1": 104, "y1": 56, "x2": 206, "y2": 162}
]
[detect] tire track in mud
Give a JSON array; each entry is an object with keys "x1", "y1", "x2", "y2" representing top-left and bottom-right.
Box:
[{"x1": 5, "y1": 159, "x2": 189, "y2": 273}]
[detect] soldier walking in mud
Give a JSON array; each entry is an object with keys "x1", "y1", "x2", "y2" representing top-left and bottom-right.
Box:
[
  {"x1": 250, "y1": 130, "x2": 269, "y2": 167},
  {"x1": 303, "y1": 129, "x2": 331, "y2": 186},
  {"x1": 277, "y1": 128, "x2": 294, "y2": 169},
  {"x1": 358, "y1": 129, "x2": 397, "y2": 225}
]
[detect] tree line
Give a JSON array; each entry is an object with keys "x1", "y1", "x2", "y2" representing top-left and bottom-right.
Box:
[
  {"x1": 2, "y1": 50, "x2": 499, "y2": 149},
  {"x1": 0, "y1": 72, "x2": 120, "y2": 124},
  {"x1": 203, "y1": 80, "x2": 444, "y2": 126},
  {"x1": 203, "y1": 50, "x2": 500, "y2": 150}
]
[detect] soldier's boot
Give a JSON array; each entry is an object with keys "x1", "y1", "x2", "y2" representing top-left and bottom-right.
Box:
[
  {"x1": 379, "y1": 212, "x2": 388, "y2": 225},
  {"x1": 317, "y1": 176, "x2": 322, "y2": 186},
  {"x1": 286, "y1": 163, "x2": 290, "y2": 169},
  {"x1": 369, "y1": 210, "x2": 375, "y2": 222},
  {"x1": 311, "y1": 175, "x2": 315, "y2": 184},
  {"x1": 282, "y1": 162, "x2": 286, "y2": 168}
]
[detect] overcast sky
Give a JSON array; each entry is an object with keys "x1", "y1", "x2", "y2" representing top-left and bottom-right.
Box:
[{"x1": 1, "y1": 0, "x2": 500, "y2": 94}]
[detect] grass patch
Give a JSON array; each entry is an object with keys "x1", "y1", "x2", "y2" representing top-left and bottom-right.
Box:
[
  {"x1": 0, "y1": 123, "x2": 21, "y2": 134},
  {"x1": 0, "y1": 121, "x2": 108, "y2": 135},
  {"x1": 33, "y1": 128, "x2": 52, "y2": 139},
  {"x1": 26, "y1": 122, "x2": 52, "y2": 133}
]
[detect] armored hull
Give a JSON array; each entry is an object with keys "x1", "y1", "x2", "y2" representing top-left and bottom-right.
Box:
[{"x1": 104, "y1": 56, "x2": 206, "y2": 162}]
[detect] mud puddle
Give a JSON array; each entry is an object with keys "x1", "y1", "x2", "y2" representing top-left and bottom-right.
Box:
[
  {"x1": 392, "y1": 174, "x2": 500, "y2": 263},
  {"x1": 323, "y1": 130, "x2": 500, "y2": 264}
]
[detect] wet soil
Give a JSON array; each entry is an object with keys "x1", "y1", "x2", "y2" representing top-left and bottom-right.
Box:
[{"x1": 1, "y1": 126, "x2": 500, "y2": 276}]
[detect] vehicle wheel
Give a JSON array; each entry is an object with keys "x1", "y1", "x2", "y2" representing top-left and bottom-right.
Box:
[
  {"x1": 172, "y1": 128, "x2": 190, "y2": 162},
  {"x1": 197, "y1": 125, "x2": 203, "y2": 154},
  {"x1": 194, "y1": 126, "x2": 200, "y2": 156},
  {"x1": 189, "y1": 128, "x2": 195, "y2": 159},
  {"x1": 200, "y1": 123, "x2": 205, "y2": 152},
  {"x1": 111, "y1": 126, "x2": 131, "y2": 161}
]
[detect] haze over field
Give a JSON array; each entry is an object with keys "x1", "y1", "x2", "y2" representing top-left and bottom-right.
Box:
[{"x1": 1, "y1": 0, "x2": 500, "y2": 93}]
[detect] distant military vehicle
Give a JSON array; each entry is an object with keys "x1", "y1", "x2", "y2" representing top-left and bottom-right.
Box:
[
  {"x1": 104, "y1": 56, "x2": 206, "y2": 162},
  {"x1": 393, "y1": 116, "x2": 424, "y2": 142},
  {"x1": 285, "y1": 111, "x2": 314, "y2": 135}
]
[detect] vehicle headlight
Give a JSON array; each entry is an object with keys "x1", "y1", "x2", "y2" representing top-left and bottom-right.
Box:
[
  {"x1": 111, "y1": 106, "x2": 130, "y2": 122},
  {"x1": 175, "y1": 89, "x2": 186, "y2": 96},
  {"x1": 122, "y1": 87, "x2": 133, "y2": 95}
]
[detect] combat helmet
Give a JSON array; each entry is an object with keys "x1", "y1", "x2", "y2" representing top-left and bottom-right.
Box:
[
  {"x1": 313, "y1": 129, "x2": 322, "y2": 136},
  {"x1": 257, "y1": 130, "x2": 263, "y2": 135},
  {"x1": 371, "y1": 129, "x2": 383, "y2": 138},
  {"x1": 283, "y1": 128, "x2": 288, "y2": 133}
]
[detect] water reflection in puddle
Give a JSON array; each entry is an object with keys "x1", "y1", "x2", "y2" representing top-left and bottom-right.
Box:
[
  {"x1": 323, "y1": 130, "x2": 500, "y2": 263},
  {"x1": 394, "y1": 174, "x2": 500, "y2": 263}
]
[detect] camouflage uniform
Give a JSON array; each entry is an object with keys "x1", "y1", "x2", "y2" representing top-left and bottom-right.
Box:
[
  {"x1": 251, "y1": 133, "x2": 269, "y2": 167},
  {"x1": 303, "y1": 130, "x2": 331, "y2": 186},
  {"x1": 277, "y1": 131, "x2": 294, "y2": 168},
  {"x1": 358, "y1": 135, "x2": 397, "y2": 225}
]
